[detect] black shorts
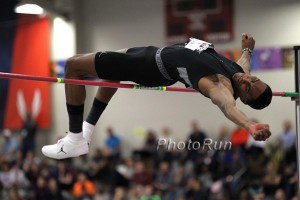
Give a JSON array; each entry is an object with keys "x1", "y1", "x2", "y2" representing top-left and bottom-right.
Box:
[{"x1": 94, "y1": 46, "x2": 176, "y2": 87}]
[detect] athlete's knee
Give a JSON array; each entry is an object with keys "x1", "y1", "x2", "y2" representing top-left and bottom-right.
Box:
[{"x1": 64, "y1": 55, "x2": 83, "y2": 78}]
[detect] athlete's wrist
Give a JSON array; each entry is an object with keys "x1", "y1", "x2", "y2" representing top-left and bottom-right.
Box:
[{"x1": 242, "y1": 48, "x2": 252, "y2": 56}]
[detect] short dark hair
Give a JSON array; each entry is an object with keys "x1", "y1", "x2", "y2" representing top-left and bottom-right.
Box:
[{"x1": 247, "y1": 84, "x2": 272, "y2": 110}]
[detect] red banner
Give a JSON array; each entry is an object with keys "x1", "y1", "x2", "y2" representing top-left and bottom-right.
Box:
[
  {"x1": 4, "y1": 15, "x2": 50, "y2": 129},
  {"x1": 165, "y1": 0, "x2": 234, "y2": 44}
]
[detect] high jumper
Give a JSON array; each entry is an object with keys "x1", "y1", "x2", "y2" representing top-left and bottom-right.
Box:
[{"x1": 41, "y1": 33, "x2": 272, "y2": 159}]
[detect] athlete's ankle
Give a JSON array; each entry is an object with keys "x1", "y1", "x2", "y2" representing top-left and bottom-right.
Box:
[
  {"x1": 67, "y1": 131, "x2": 84, "y2": 141},
  {"x1": 86, "y1": 98, "x2": 107, "y2": 125},
  {"x1": 83, "y1": 121, "x2": 95, "y2": 131}
]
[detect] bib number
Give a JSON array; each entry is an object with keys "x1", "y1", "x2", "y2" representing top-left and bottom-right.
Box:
[{"x1": 185, "y1": 38, "x2": 213, "y2": 53}]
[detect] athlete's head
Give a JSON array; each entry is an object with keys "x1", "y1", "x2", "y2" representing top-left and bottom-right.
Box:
[
  {"x1": 247, "y1": 85, "x2": 272, "y2": 109},
  {"x1": 233, "y1": 73, "x2": 272, "y2": 109}
]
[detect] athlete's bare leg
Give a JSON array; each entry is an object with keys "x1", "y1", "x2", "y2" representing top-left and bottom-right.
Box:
[
  {"x1": 65, "y1": 49, "x2": 128, "y2": 104},
  {"x1": 42, "y1": 49, "x2": 128, "y2": 159},
  {"x1": 42, "y1": 53, "x2": 97, "y2": 159},
  {"x1": 64, "y1": 53, "x2": 98, "y2": 105}
]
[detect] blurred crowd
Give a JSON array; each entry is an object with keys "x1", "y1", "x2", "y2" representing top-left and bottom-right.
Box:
[{"x1": 0, "y1": 119, "x2": 298, "y2": 200}]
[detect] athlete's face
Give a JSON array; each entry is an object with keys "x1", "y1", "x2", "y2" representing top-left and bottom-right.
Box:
[{"x1": 233, "y1": 73, "x2": 267, "y2": 104}]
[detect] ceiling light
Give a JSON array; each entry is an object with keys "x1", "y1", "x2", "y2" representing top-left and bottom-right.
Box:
[{"x1": 15, "y1": 4, "x2": 44, "y2": 15}]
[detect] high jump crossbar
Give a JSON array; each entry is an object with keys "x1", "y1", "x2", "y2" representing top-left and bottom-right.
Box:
[{"x1": 0, "y1": 72, "x2": 298, "y2": 97}]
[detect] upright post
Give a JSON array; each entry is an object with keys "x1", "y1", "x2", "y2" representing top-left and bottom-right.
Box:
[{"x1": 294, "y1": 45, "x2": 300, "y2": 197}]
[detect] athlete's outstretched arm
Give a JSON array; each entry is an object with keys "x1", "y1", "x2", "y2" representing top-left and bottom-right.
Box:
[
  {"x1": 209, "y1": 86, "x2": 271, "y2": 141},
  {"x1": 236, "y1": 33, "x2": 255, "y2": 74}
]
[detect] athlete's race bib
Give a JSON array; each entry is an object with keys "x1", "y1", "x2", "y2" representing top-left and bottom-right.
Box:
[{"x1": 185, "y1": 38, "x2": 213, "y2": 53}]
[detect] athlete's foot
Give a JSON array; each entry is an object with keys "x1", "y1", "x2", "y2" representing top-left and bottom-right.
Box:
[
  {"x1": 83, "y1": 121, "x2": 95, "y2": 145},
  {"x1": 42, "y1": 132, "x2": 89, "y2": 159}
]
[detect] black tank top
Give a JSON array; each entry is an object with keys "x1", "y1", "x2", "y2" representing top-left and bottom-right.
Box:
[{"x1": 160, "y1": 44, "x2": 244, "y2": 97}]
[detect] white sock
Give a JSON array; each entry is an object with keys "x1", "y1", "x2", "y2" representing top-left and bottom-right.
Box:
[
  {"x1": 83, "y1": 121, "x2": 95, "y2": 143},
  {"x1": 68, "y1": 131, "x2": 84, "y2": 141}
]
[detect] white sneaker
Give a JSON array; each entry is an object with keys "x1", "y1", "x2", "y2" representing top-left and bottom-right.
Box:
[
  {"x1": 42, "y1": 132, "x2": 89, "y2": 159},
  {"x1": 83, "y1": 121, "x2": 95, "y2": 144}
]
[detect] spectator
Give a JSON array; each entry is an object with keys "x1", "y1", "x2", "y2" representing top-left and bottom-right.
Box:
[
  {"x1": 262, "y1": 161, "x2": 282, "y2": 197},
  {"x1": 89, "y1": 148, "x2": 110, "y2": 185},
  {"x1": 155, "y1": 127, "x2": 174, "y2": 165},
  {"x1": 238, "y1": 189, "x2": 250, "y2": 200},
  {"x1": 48, "y1": 178, "x2": 65, "y2": 200},
  {"x1": 105, "y1": 127, "x2": 121, "y2": 164},
  {"x1": 111, "y1": 158, "x2": 134, "y2": 192},
  {"x1": 186, "y1": 120, "x2": 207, "y2": 161},
  {"x1": 140, "y1": 185, "x2": 161, "y2": 200},
  {"x1": 185, "y1": 178, "x2": 208, "y2": 200},
  {"x1": 281, "y1": 163, "x2": 297, "y2": 199},
  {"x1": 131, "y1": 161, "x2": 152, "y2": 187},
  {"x1": 217, "y1": 124, "x2": 230, "y2": 141},
  {"x1": 73, "y1": 154, "x2": 90, "y2": 174},
  {"x1": 229, "y1": 126, "x2": 248, "y2": 149},
  {"x1": 133, "y1": 130, "x2": 158, "y2": 161},
  {"x1": 170, "y1": 162, "x2": 194, "y2": 199},
  {"x1": 111, "y1": 186, "x2": 130, "y2": 200},
  {"x1": 22, "y1": 151, "x2": 41, "y2": 186},
  {"x1": 20, "y1": 111, "x2": 38, "y2": 159},
  {"x1": 72, "y1": 171, "x2": 96, "y2": 200},
  {"x1": 227, "y1": 149, "x2": 245, "y2": 175},
  {"x1": 0, "y1": 162, "x2": 29, "y2": 190},
  {"x1": 160, "y1": 127, "x2": 172, "y2": 139},
  {"x1": 1, "y1": 129, "x2": 19, "y2": 162},
  {"x1": 0, "y1": 161, "x2": 12, "y2": 191},
  {"x1": 34, "y1": 175, "x2": 50, "y2": 200},
  {"x1": 8, "y1": 185, "x2": 24, "y2": 200},
  {"x1": 247, "y1": 180, "x2": 265, "y2": 200},
  {"x1": 187, "y1": 120, "x2": 207, "y2": 143},
  {"x1": 274, "y1": 188, "x2": 286, "y2": 200},
  {"x1": 94, "y1": 186, "x2": 110, "y2": 200},
  {"x1": 198, "y1": 164, "x2": 213, "y2": 191},
  {"x1": 50, "y1": 161, "x2": 74, "y2": 192},
  {"x1": 143, "y1": 130, "x2": 158, "y2": 155},
  {"x1": 153, "y1": 161, "x2": 172, "y2": 198},
  {"x1": 209, "y1": 179, "x2": 226, "y2": 200},
  {"x1": 277, "y1": 119, "x2": 296, "y2": 151}
]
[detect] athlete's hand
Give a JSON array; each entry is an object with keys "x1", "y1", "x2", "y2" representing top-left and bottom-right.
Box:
[
  {"x1": 241, "y1": 33, "x2": 255, "y2": 50},
  {"x1": 246, "y1": 123, "x2": 271, "y2": 141}
]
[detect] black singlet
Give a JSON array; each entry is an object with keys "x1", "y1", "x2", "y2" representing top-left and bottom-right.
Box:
[{"x1": 160, "y1": 44, "x2": 245, "y2": 96}]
